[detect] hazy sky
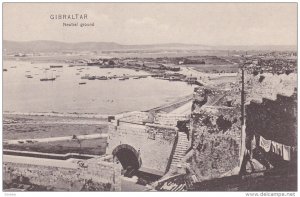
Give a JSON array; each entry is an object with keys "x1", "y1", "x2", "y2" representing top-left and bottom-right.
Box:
[{"x1": 3, "y1": 3, "x2": 297, "y2": 46}]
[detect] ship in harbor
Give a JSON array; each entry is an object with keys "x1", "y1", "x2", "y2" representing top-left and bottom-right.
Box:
[
  {"x1": 50, "y1": 65, "x2": 63, "y2": 68},
  {"x1": 87, "y1": 76, "x2": 96, "y2": 80},
  {"x1": 119, "y1": 77, "x2": 129, "y2": 80},
  {"x1": 40, "y1": 78, "x2": 55, "y2": 81},
  {"x1": 97, "y1": 76, "x2": 108, "y2": 80},
  {"x1": 40, "y1": 70, "x2": 56, "y2": 81}
]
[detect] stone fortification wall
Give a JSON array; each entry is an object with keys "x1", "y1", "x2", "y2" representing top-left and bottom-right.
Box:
[
  {"x1": 3, "y1": 157, "x2": 121, "y2": 191},
  {"x1": 188, "y1": 72, "x2": 297, "y2": 182},
  {"x1": 188, "y1": 86, "x2": 241, "y2": 181},
  {"x1": 107, "y1": 120, "x2": 177, "y2": 175},
  {"x1": 189, "y1": 106, "x2": 241, "y2": 181},
  {"x1": 153, "y1": 113, "x2": 189, "y2": 127},
  {"x1": 117, "y1": 111, "x2": 150, "y2": 124},
  {"x1": 243, "y1": 72, "x2": 296, "y2": 102}
]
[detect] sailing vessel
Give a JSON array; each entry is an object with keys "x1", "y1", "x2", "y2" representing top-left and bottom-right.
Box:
[
  {"x1": 40, "y1": 70, "x2": 56, "y2": 81},
  {"x1": 81, "y1": 74, "x2": 90, "y2": 79}
]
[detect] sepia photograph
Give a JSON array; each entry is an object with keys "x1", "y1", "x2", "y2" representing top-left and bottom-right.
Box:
[{"x1": 2, "y1": 2, "x2": 298, "y2": 193}]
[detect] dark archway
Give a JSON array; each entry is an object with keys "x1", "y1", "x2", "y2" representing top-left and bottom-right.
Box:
[{"x1": 112, "y1": 144, "x2": 142, "y2": 170}]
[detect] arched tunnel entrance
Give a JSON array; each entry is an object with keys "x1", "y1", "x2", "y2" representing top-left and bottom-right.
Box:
[
  {"x1": 112, "y1": 144, "x2": 142, "y2": 171},
  {"x1": 112, "y1": 144, "x2": 162, "y2": 185}
]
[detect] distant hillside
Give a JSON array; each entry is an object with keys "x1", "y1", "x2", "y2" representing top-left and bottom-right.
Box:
[
  {"x1": 3, "y1": 40, "x2": 211, "y2": 53},
  {"x1": 3, "y1": 40, "x2": 123, "y2": 53},
  {"x1": 3, "y1": 40, "x2": 296, "y2": 54},
  {"x1": 217, "y1": 45, "x2": 297, "y2": 51}
]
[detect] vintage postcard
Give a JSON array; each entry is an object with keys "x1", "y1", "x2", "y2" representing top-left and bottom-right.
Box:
[{"x1": 2, "y1": 2, "x2": 297, "y2": 193}]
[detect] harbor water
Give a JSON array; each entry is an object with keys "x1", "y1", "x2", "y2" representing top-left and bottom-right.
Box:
[{"x1": 3, "y1": 60, "x2": 195, "y2": 115}]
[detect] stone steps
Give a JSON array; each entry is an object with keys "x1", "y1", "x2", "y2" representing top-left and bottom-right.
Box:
[
  {"x1": 170, "y1": 183, "x2": 186, "y2": 191},
  {"x1": 205, "y1": 94, "x2": 225, "y2": 106},
  {"x1": 185, "y1": 175, "x2": 198, "y2": 188},
  {"x1": 176, "y1": 144, "x2": 188, "y2": 148},
  {"x1": 160, "y1": 182, "x2": 186, "y2": 191},
  {"x1": 170, "y1": 132, "x2": 190, "y2": 167}
]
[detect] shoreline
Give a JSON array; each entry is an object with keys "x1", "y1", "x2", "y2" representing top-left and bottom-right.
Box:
[
  {"x1": 3, "y1": 111, "x2": 110, "y2": 120},
  {"x1": 3, "y1": 92, "x2": 194, "y2": 120},
  {"x1": 3, "y1": 86, "x2": 195, "y2": 116}
]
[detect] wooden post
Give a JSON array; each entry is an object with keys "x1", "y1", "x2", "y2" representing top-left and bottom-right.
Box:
[{"x1": 241, "y1": 67, "x2": 245, "y2": 126}]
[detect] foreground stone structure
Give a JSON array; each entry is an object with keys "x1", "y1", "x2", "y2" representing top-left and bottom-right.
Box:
[
  {"x1": 182, "y1": 71, "x2": 297, "y2": 191},
  {"x1": 106, "y1": 111, "x2": 180, "y2": 175},
  {"x1": 242, "y1": 72, "x2": 297, "y2": 176},
  {"x1": 3, "y1": 155, "x2": 121, "y2": 191},
  {"x1": 3, "y1": 108, "x2": 190, "y2": 191},
  {"x1": 4, "y1": 71, "x2": 296, "y2": 191}
]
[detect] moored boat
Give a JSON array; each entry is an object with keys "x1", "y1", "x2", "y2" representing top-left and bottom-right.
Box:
[
  {"x1": 119, "y1": 77, "x2": 129, "y2": 80},
  {"x1": 40, "y1": 78, "x2": 55, "y2": 81},
  {"x1": 50, "y1": 65, "x2": 63, "y2": 68},
  {"x1": 88, "y1": 76, "x2": 96, "y2": 80},
  {"x1": 97, "y1": 76, "x2": 108, "y2": 80},
  {"x1": 81, "y1": 74, "x2": 90, "y2": 79}
]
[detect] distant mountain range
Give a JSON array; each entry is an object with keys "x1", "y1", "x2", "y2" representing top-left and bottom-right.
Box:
[{"x1": 3, "y1": 40, "x2": 296, "y2": 53}]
